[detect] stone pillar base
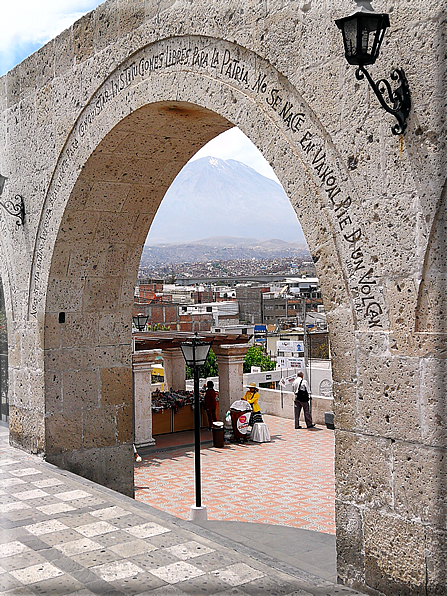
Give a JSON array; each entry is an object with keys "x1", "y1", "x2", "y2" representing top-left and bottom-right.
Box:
[
  {"x1": 134, "y1": 438, "x2": 156, "y2": 449},
  {"x1": 45, "y1": 444, "x2": 134, "y2": 498},
  {"x1": 190, "y1": 505, "x2": 207, "y2": 521}
]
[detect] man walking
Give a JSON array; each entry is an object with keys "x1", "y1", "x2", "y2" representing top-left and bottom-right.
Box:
[{"x1": 292, "y1": 372, "x2": 315, "y2": 429}]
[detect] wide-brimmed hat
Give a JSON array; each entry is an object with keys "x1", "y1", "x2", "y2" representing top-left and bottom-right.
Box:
[{"x1": 248, "y1": 383, "x2": 257, "y2": 388}]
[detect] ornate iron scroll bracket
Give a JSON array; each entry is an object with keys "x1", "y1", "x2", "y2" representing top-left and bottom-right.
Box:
[
  {"x1": 356, "y1": 65, "x2": 411, "y2": 135},
  {"x1": 0, "y1": 195, "x2": 25, "y2": 226}
]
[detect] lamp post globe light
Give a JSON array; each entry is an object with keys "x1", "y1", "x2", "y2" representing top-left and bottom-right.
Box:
[
  {"x1": 335, "y1": 0, "x2": 389, "y2": 67},
  {"x1": 335, "y1": 0, "x2": 411, "y2": 135},
  {"x1": 180, "y1": 334, "x2": 212, "y2": 521},
  {"x1": 132, "y1": 314, "x2": 149, "y2": 332}
]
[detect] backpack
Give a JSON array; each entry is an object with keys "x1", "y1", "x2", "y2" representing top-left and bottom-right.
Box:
[{"x1": 295, "y1": 379, "x2": 309, "y2": 402}]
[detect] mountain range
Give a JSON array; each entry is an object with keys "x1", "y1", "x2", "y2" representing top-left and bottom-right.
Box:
[
  {"x1": 145, "y1": 156, "x2": 305, "y2": 245},
  {"x1": 140, "y1": 236, "x2": 310, "y2": 265}
]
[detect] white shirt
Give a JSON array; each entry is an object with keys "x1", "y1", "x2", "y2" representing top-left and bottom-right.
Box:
[{"x1": 292, "y1": 376, "x2": 310, "y2": 394}]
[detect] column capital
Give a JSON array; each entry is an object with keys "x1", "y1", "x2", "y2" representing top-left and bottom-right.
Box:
[
  {"x1": 132, "y1": 350, "x2": 159, "y2": 363},
  {"x1": 162, "y1": 346, "x2": 184, "y2": 356},
  {"x1": 213, "y1": 343, "x2": 250, "y2": 361},
  {"x1": 132, "y1": 350, "x2": 160, "y2": 372}
]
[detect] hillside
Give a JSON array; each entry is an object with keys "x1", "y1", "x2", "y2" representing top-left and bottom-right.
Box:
[{"x1": 140, "y1": 236, "x2": 310, "y2": 265}]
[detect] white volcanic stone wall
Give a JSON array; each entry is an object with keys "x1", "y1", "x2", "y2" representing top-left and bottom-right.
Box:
[{"x1": 0, "y1": 1, "x2": 445, "y2": 593}]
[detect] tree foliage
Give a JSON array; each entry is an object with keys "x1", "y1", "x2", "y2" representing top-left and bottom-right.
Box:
[
  {"x1": 243, "y1": 346, "x2": 276, "y2": 373},
  {"x1": 184, "y1": 346, "x2": 276, "y2": 379},
  {"x1": 186, "y1": 349, "x2": 218, "y2": 380},
  {"x1": 312, "y1": 343, "x2": 330, "y2": 360},
  {"x1": 151, "y1": 324, "x2": 170, "y2": 331}
]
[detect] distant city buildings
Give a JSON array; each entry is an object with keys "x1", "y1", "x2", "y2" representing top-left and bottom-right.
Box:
[
  {"x1": 133, "y1": 268, "x2": 328, "y2": 357},
  {"x1": 138, "y1": 254, "x2": 316, "y2": 281}
]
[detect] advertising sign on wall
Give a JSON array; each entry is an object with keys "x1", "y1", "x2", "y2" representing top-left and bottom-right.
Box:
[
  {"x1": 276, "y1": 340, "x2": 304, "y2": 353},
  {"x1": 277, "y1": 357, "x2": 305, "y2": 370}
]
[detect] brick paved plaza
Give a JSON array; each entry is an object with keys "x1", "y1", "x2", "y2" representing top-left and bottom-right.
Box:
[{"x1": 135, "y1": 415, "x2": 335, "y2": 534}]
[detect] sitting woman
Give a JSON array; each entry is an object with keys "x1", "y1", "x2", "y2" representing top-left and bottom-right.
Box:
[{"x1": 243, "y1": 383, "x2": 263, "y2": 425}]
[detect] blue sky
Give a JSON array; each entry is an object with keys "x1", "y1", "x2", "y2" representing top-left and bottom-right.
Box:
[{"x1": 1, "y1": 2, "x2": 104, "y2": 77}]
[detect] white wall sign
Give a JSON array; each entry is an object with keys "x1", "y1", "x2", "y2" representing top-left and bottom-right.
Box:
[{"x1": 276, "y1": 340, "x2": 304, "y2": 353}]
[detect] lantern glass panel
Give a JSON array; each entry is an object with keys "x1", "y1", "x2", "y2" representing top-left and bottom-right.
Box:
[
  {"x1": 194, "y1": 343, "x2": 211, "y2": 366},
  {"x1": 344, "y1": 19, "x2": 358, "y2": 58},
  {"x1": 360, "y1": 14, "x2": 382, "y2": 59},
  {"x1": 180, "y1": 340, "x2": 211, "y2": 367},
  {"x1": 336, "y1": 11, "x2": 389, "y2": 67},
  {"x1": 133, "y1": 315, "x2": 148, "y2": 331},
  {"x1": 180, "y1": 343, "x2": 194, "y2": 366}
]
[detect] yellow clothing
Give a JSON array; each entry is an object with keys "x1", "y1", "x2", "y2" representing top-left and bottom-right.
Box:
[{"x1": 243, "y1": 390, "x2": 261, "y2": 412}]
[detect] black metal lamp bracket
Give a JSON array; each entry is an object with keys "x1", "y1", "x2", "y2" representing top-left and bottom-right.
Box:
[
  {"x1": 355, "y1": 65, "x2": 411, "y2": 135},
  {"x1": 0, "y1": 195, "x2": 25, "y2": 226}
]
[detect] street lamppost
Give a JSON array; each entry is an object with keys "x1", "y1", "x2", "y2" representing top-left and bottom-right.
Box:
[
  {"x1": 180, "y1": 334, "x2": 212, "y2": 520},
  {"x1": 132, "y1": 314, "x2": 149, "y2": 332}
]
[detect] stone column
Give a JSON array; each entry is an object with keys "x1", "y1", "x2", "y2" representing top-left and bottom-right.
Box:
[
  {"x1": 213, "y1": 344, "x2": 250, "y2": 420},
  {"x1": 132, "y1": 351, "x2": 158, "y2": 449},
  {"x1": 162, "y1": 347, "x2": 186, "y2": 391}
]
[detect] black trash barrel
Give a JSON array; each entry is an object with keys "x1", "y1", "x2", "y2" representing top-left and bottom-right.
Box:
[{"x1": 212, "y1": 421, "x2": 225, "y2": 448}]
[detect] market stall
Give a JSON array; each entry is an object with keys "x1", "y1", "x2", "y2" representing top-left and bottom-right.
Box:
[{"x1": 152, "y1": 388, "x2": 211, "y2": 435}]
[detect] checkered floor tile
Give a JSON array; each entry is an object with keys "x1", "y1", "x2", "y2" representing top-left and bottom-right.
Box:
[{"x1": 0, "y1": 419, "x2": 367, "y2": 595}]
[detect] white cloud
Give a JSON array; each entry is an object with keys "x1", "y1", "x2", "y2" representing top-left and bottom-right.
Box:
[{"x1": 0, "y1": 1, "x2": 103, "y2": 76}]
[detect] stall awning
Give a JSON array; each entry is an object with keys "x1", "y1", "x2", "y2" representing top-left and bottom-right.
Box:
[{"x1": 133, "y1": 330, "x2": 252, "y2": 351}]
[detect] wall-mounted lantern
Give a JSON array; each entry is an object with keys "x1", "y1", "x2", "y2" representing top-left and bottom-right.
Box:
[
  {"x1": 335, "y1": 0, "x2": 411, "y2": 135},
  {"x1": 0, "y1": 175, "x2": 25, "y2": 226}
]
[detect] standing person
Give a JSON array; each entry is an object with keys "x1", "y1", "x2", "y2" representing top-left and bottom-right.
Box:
[
  {"x1": 292, "y1": 372, "x2": 315, "y2": 429},
  {"x1": 243, "y1": 383, "x2": 263, "y2": 424},
  {"x1": 204, "y1": 380, "x2": 218, "y2": 430}
]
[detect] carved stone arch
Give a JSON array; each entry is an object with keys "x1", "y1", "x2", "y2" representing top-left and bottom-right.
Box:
[
  {"x1": 0, "y1": 231, "x2": 15, "y2": 426},
  {"x1": 36, "y1": 36, "x2": 364, "y2": 494},
  {"x1": 0, "y1": 270, "x2": 9, "y2": 424},
  {"x1": 32, "y1": 37, "x2": 384, "y2": 330}
]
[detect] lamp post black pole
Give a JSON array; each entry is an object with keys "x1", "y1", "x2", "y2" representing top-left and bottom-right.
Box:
[
  {"x1": 180, "y1": 334, "x2": 210, "y2": 517},
  {"x1": 193, "y1": 360, "x2": 201, "y2": 508}
]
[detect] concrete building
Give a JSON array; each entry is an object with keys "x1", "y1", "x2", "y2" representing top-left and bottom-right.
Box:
[
  {"x1": 261, "y1": 282, "x2": 323, "y2": 329},
  {"x1": 235, "y1": 284, "x2": 271, "y2": 324},
  {"x1": 0, "y1": 2, "x2": 445, "y2": 594}
]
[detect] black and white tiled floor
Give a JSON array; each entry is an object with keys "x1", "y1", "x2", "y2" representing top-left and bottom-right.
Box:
[{"x1": 0, "y1": 423, "x2": 364, "y2": 595}]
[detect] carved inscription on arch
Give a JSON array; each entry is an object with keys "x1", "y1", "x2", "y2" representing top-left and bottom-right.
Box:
[{"x1": 31, "y1": 36, "x2": 386, "y2": 329}]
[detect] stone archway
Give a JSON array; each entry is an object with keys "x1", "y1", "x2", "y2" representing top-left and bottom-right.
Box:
[
  {"x1": 37, "y1": 37, "x2": 360, "y2": 498},
  {"x1": 1, "y1": 3, "x2": 445, "y2": 594}
]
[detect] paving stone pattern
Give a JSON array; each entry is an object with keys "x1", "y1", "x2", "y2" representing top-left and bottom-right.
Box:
[
  {"x1": 0, "y1": 423, "x2": 366, "y2": 595},
  {"x1": 135, "y1": 415, "x2": 335, "y2": 534}
]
